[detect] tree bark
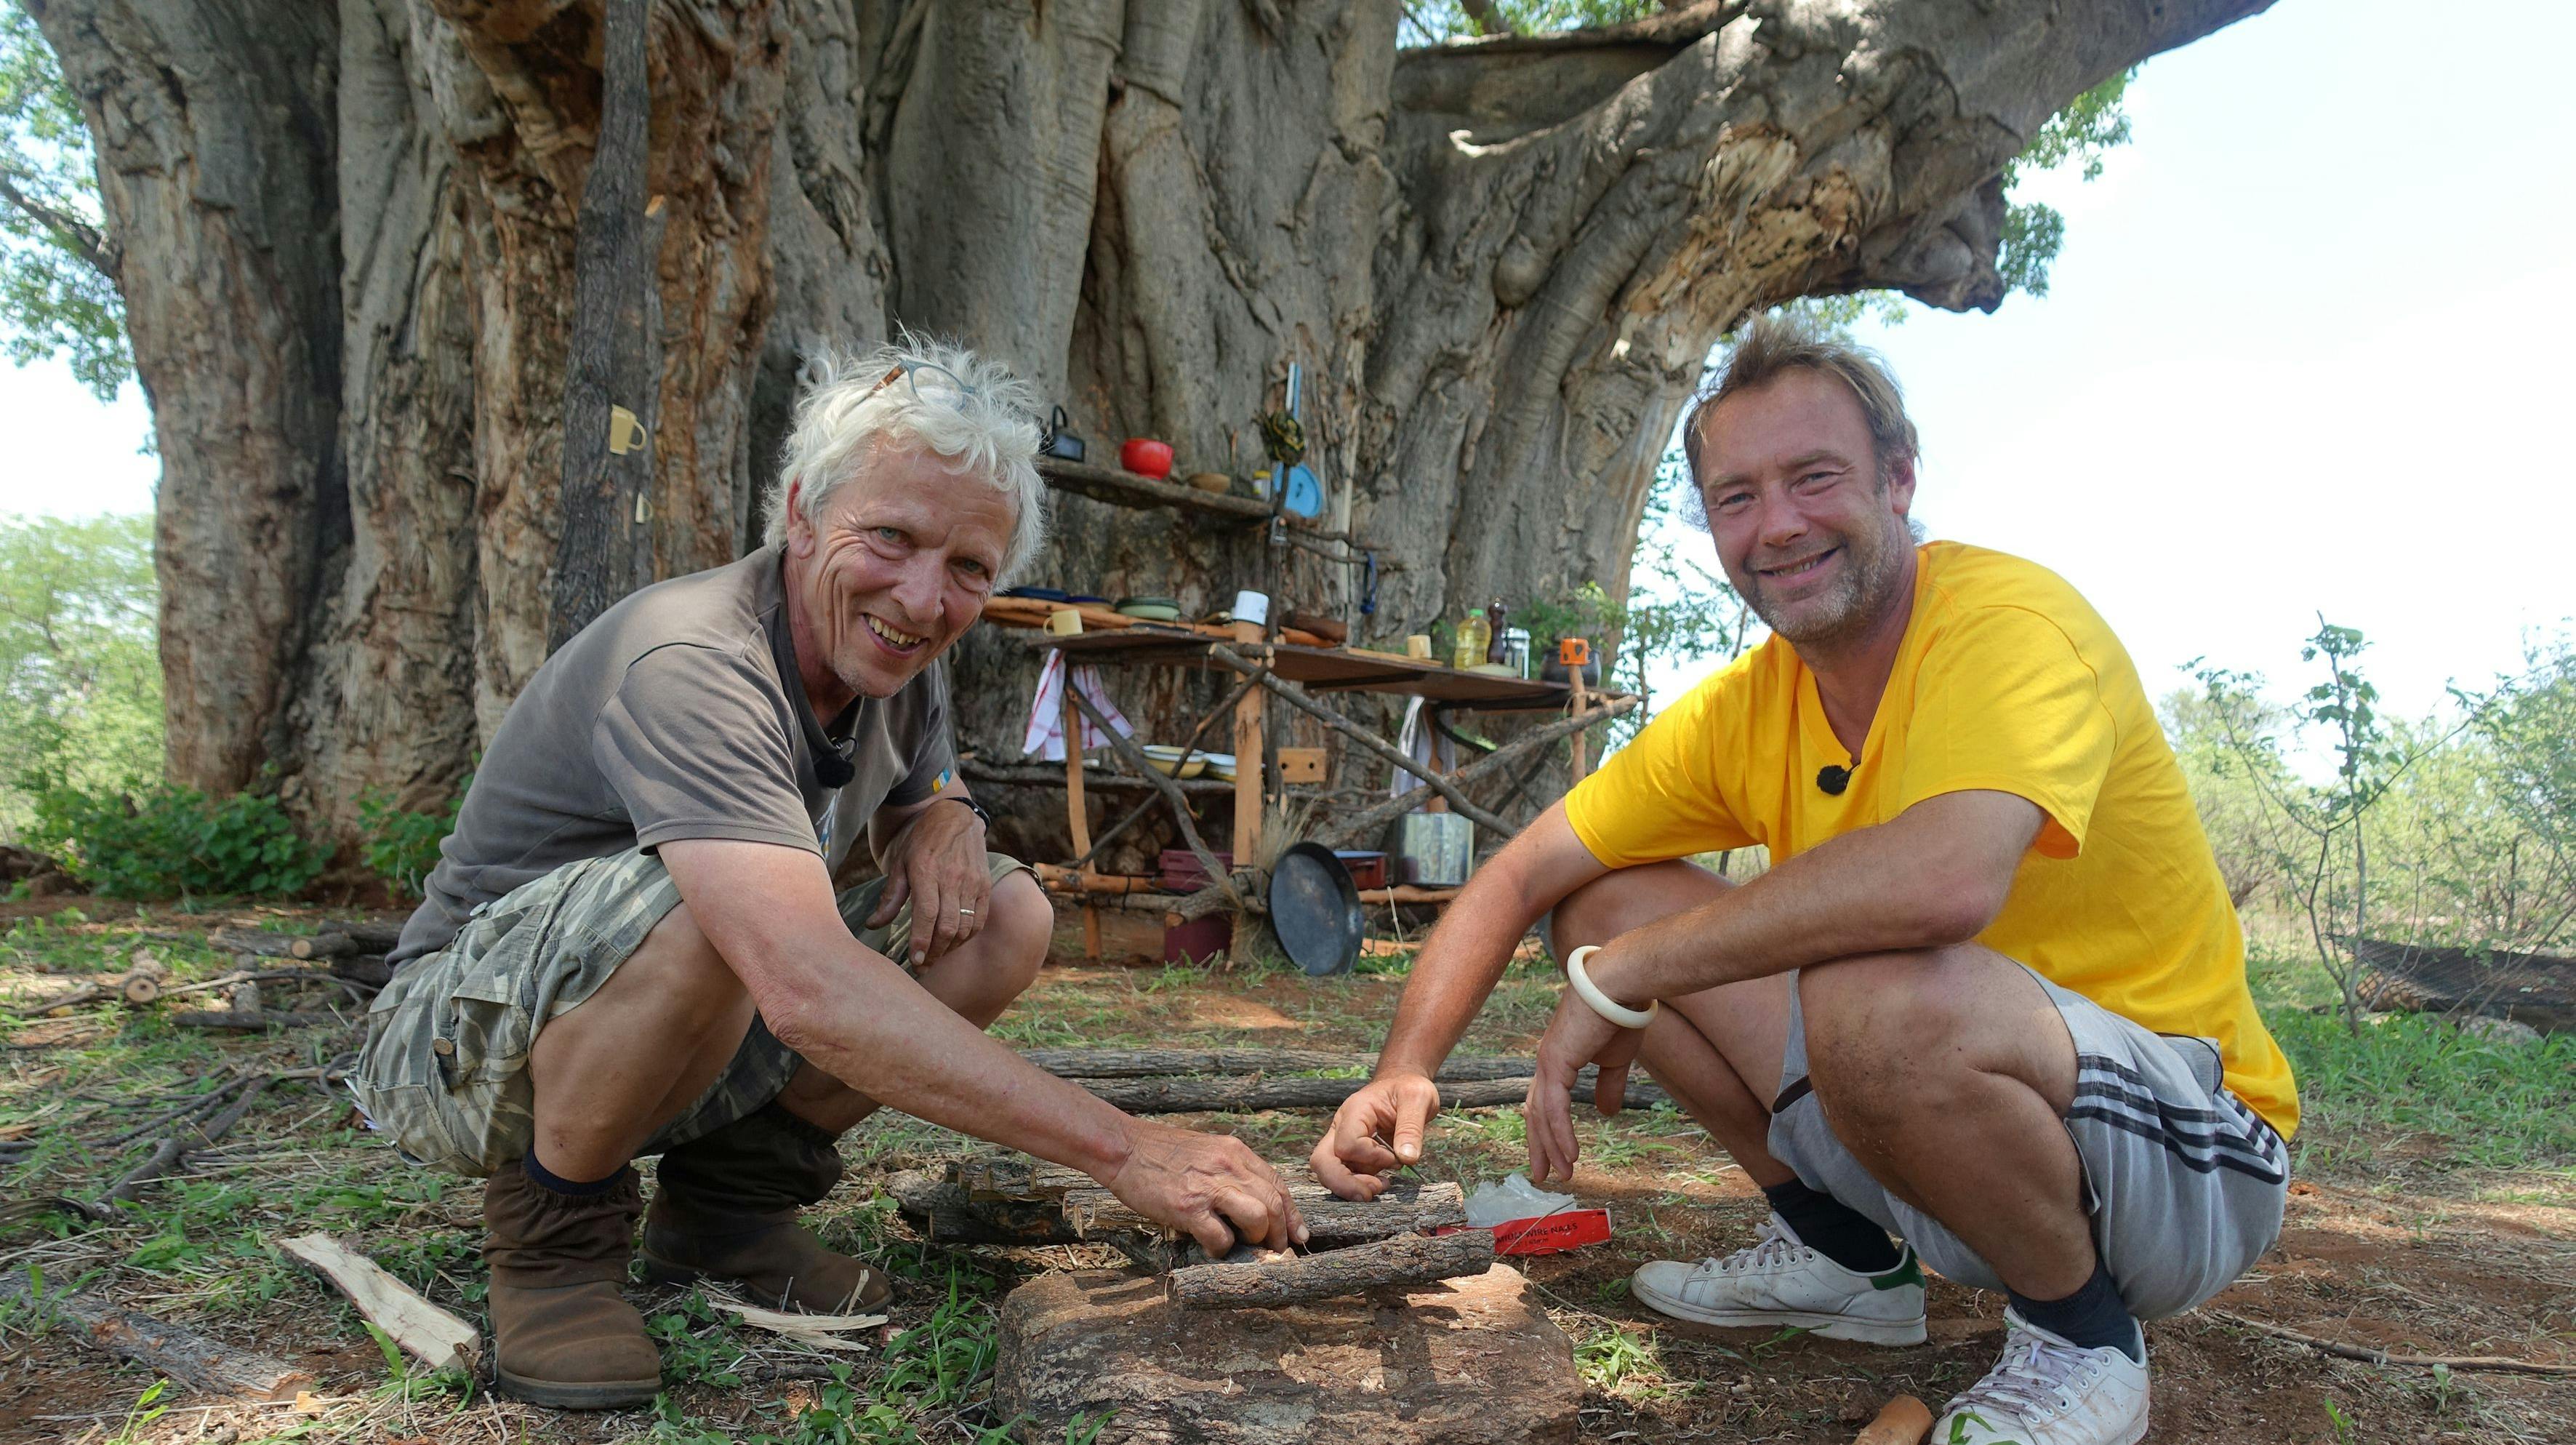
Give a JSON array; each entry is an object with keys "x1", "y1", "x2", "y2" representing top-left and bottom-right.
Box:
[{"x1": 39, "y1": 0, "x2": 2273, "y2": 861}]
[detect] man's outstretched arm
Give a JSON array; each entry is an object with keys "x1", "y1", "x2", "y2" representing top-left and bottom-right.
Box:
[
  {"x1": 1520, "y1": 788, "x2": 2043, "y2": 1183},
  {"x1": 660, "y1": 836, "x2": 1306, "y2": 1254},
  {"x1": 1309, "y1": 803, "x2": 1610, "y2": 1198}
]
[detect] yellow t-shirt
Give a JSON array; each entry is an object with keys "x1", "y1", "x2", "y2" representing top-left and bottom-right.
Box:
[{"x1": 1564, "y1": 542, "x2": 2298, "y2": 1136}]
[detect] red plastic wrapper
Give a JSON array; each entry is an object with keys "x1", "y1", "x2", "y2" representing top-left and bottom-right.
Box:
[{"x1": 1437, "y1": 1209, "x2": 1612, "y2": 1257}]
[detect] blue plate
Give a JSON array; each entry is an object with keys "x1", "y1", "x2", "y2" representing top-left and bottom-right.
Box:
[{"x1": 1283, "y1": 463, "x2": 1323, "y2": 519}]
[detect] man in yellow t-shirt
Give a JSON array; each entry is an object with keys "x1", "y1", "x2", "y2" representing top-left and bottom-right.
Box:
[{"x1": 1310, "y1": 316, "x2": 2293, "y2": 1445}]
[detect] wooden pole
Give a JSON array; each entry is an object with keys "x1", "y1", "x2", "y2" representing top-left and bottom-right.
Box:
[
  {"x1": 1232, "y1": 620, "x2": 1266, "y2": 862},
  {"x1": 1312, "y1": 695, "x2": 1638, "y2": 852},
  {"x1": 1062, "y1": 682, "x2": 1099, "y2": 961},
  {"x1": 1208, "y1": 645, "x2": 1512, "y2": 838},
  {"x1": 1568, "y1": 669, "x2": 1592, "y2": 782}
]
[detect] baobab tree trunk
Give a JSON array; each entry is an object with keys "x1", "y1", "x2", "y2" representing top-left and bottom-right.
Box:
[{"x1": 35, "y1": 0, "x2": 2272, "y2": 860}]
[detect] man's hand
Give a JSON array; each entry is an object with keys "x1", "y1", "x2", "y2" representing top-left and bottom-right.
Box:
[
  {"x1": 869, "y1": 798, "x2": 990, "y2": 969},
  {"x1": 1523, "y1": 983, "x2": 1644, "y2": 1186},
  {"x1": 1310, "y1": 1072, "x2": 1444, "y2": 1200},
  {"x1": 1106, "y1": 1120, "x2": 1309, "y2": 1256}
]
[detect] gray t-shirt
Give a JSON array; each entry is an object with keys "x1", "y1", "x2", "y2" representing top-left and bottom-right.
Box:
[{"x1": 391, "y1": 543, "x2": 955, "y2": 964}]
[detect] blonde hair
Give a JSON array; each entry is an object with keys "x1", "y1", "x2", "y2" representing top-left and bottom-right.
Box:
[
  {"x1": 766, "y1": 332, "x2": 1049, "y2": 583},
  {"x1": 1682, "y1": 312, "x2": 1920, "y2": 487}
]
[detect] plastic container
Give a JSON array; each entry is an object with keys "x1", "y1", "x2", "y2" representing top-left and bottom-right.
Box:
[{"x1": 1452, "y1": 609, "x2": 1492, "y2": 671}]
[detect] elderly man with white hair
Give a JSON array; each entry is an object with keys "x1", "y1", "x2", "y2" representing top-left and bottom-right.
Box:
[{"x1": 351, "y1": 337, "x2": 1304, "y2": 1409}]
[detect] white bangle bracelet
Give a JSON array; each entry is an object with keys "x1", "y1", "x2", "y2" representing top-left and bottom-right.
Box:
[{"x1": 1564, "y1": 945, "x2": 1658, "y2": 1030}]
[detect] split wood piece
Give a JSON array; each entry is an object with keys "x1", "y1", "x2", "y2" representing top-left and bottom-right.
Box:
[
  {"x1": 1073, "y1": 1070, "x2": 1667, "y2": 1113},
  {"x1": 1059, "y1": 1182, "x2": 1465, "y2": 1246},
  {"x1": 1314, "y1": 695, "x2": 1640, "y2": 853},
  {"x1": 886, "y1": 1172, "x2": 1083, "y2": 1246},
  {"x1": 0, "y1": 1265, "x2": 314, "y2": 1401},
  {"x1": 281, "y1": 1233, "x2": 481, "y2": 1374},
  {"x1": 102, "y1": 1076, "x2": 273, "y2": 1208},
  {"x1": 7, "y1": 980, "x2": 112, "y2": 1014},
  {"x1": 228, "y1": 977, "x2": 262, "y2": 1014},
  {"x1": 1851, "y1": 1394, "x2": 1933, "y2": 1445},
  {"x1": 1069, "y1": 687, "x2": 1241, "y2": 911},
  {"x1": 334, "y1": 953, "x2": 394, "y2": 989},
  {"x1": 1168, "y1": 1230, "x2": 1496, "y2": 1310},
  {"x1": 2207, "y1": 1309, "x2": 2576, "y2": 1376},
  {"x1": 1208, "y1": 644, "x2": 1512, "y2": 838},
  {"x1": 172, "y1": 1009, "x2": 344, "y2": 1031}
]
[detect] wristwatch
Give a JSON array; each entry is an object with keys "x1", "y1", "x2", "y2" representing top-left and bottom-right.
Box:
[{"x1": 935, "y1": 793, "x2": 992, "y2": 829}]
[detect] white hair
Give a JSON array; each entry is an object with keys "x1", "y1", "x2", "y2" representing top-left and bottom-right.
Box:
[{"x1": 766, "y1": 333, "x2": 1050, "y2": 583}]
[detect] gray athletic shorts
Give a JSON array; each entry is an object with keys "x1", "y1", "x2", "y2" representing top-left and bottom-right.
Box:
[{"x1": 1768, "y1": 963, "x2": 2290, "y2": 1320}]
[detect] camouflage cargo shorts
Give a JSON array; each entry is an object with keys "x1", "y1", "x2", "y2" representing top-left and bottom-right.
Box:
[{"x1": 349, "y1": 847, "x2": 1032, "y2": 1178}]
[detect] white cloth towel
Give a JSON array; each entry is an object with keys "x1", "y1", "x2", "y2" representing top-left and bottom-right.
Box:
[
  {"x1": 1390, "y1": 696, "x2": 1457, "y2": 806},
  {"x1": 1022, "y1": 650, "x2": 1136, "y2": 761}
]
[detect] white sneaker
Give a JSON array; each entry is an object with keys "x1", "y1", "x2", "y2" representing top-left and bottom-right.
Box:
[
  {"x1": 1628, "y1": 1212, "x2": 1927, "y2": 1345},
  {"x1": 1935, "y1": 1308, "x2": 2149, "y2": 1445}
]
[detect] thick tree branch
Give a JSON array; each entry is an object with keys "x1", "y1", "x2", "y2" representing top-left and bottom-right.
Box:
[{"x1": 0, "y1": 170, "x2": 111, "y2": 277}]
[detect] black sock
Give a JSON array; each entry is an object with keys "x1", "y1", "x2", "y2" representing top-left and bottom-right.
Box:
[
  {"x1": 522, "y1": 1148, "x2": 626, "y2": 1197},
  {"x1": 1762, "y1": 1179, "x2": 1900, "y2": 1273},
  {"x1": 2010, "y1": 1259, "x2": 2142, "y2": 1363}
]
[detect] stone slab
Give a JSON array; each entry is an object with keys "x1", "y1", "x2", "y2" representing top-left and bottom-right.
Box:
[{"x1": 992, "y1": 1263, "x2": 1577, "y2": 1445}]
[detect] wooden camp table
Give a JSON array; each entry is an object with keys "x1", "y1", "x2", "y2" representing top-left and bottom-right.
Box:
[{"x1": 995, "y1": 454, "x2": 1631, "y2": 958}]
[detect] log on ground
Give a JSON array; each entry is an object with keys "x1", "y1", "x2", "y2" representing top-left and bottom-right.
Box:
[
  {"x1": 1059, "y1": 1181, "x2": 1464, "y2": 1246},
  {"x1": 1169, "y1": 1230, "x2": 1496, "y2": 1309},
  {"x1": 0, "y1": 1266, "x2": 313, "y2": 1400},
  {"x1": 886, "y1": 1172, "x2": 1083, "y2": 1246},
  {"x1": 1075, "y1": 1070, "x2": 1666, "y2": 1113}
]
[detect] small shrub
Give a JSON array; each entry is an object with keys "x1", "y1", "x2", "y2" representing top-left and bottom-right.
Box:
[
  {"x1": 357, "y1": 771, "x2": 468, "y2": 901},
  {"x1": 24, "y1": 774, "x2": 325, "y2": 898}
]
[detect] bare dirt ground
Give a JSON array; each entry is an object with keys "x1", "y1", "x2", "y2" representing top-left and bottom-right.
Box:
[{"x1": 1, "y1": 902, "x2": 2569, "y2": 1444}]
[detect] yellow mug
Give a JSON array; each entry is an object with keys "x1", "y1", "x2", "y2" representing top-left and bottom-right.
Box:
[
  {"x1": 1404, "y1": 634, "x2": 1433, "y2": 660},
  {"x1": 608, "y1": 405, "x2": 649, "y2": 456}
]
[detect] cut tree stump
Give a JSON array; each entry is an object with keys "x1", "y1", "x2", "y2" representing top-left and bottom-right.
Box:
[
  {"x1": 0, "y1": 1266, "x2": 313, "y2": 1400},
  {"x1": 1168, "y1": 1230, "x2": 1496, "y2": 1309},
  {"x1": 281, "y1": 1233, "x2": 481, "y2": 1374},
  {"x1": 995, "y1": 1264, "x2": 1576, "y2": 1444}
]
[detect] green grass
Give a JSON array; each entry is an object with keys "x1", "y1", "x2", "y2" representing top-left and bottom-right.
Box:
[{"x1": 2264, "y1": 1004, "x2": 2576, "y2": 1174}]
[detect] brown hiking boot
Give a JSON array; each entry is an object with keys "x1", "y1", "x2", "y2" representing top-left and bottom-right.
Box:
[
  {"x1": 483, "y1": 1158, "x2": 662, "y2": 1409},
  {"x1": 641, "y1": 1101, "x2": 891, "y2": 1313}
]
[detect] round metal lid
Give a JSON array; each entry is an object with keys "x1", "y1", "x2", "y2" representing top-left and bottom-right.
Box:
[{"x1": 1266, "y1": 841, "x2": 1363, "y2": 977}]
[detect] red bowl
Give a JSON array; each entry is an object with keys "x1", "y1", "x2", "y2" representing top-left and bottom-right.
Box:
[{"x1": 1120, "y1": 438, "x2": 1174, "y2": 479}]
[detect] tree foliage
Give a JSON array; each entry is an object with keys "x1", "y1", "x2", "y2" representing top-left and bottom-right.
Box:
[
  {"x1": 0, "y1": 5, "x2": 127, "y2": 401},
  {"x1": 2178, "y1": 625, "x2": 2576, "y2": 1028},
  {"x1": 0, "y1": 511, "x2": 159, "y2": 835}
]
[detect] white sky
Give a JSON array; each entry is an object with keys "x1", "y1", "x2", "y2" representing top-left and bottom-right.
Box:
[{"x1": 6, "y1": 0, "x2": 2572, "y2": 724}]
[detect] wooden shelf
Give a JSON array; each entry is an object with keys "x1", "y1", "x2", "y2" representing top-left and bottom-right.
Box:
[
  {"x1": 963, "y1": 761, "x2": 1242, "y2": 796},
  {"x1": 1035, "y1": 633, "x2": 1590, "y2": 709},
  {"x1": 1036, "y1": 457, "x2": 1273, "y2": 522}
]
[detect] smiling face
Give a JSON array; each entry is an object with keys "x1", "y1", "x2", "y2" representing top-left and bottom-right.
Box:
[
  {"x1": 781, "y1": 441, "x2": 1014, "y2": 709},
  {"x1": 1694, "y1": 368, "x2": 1919, "y2": 657}
]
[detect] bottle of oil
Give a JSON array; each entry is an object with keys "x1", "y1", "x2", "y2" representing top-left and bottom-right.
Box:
[{"x1": 1452, "y1": 607, "x2": 1492, "y2": 670}]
